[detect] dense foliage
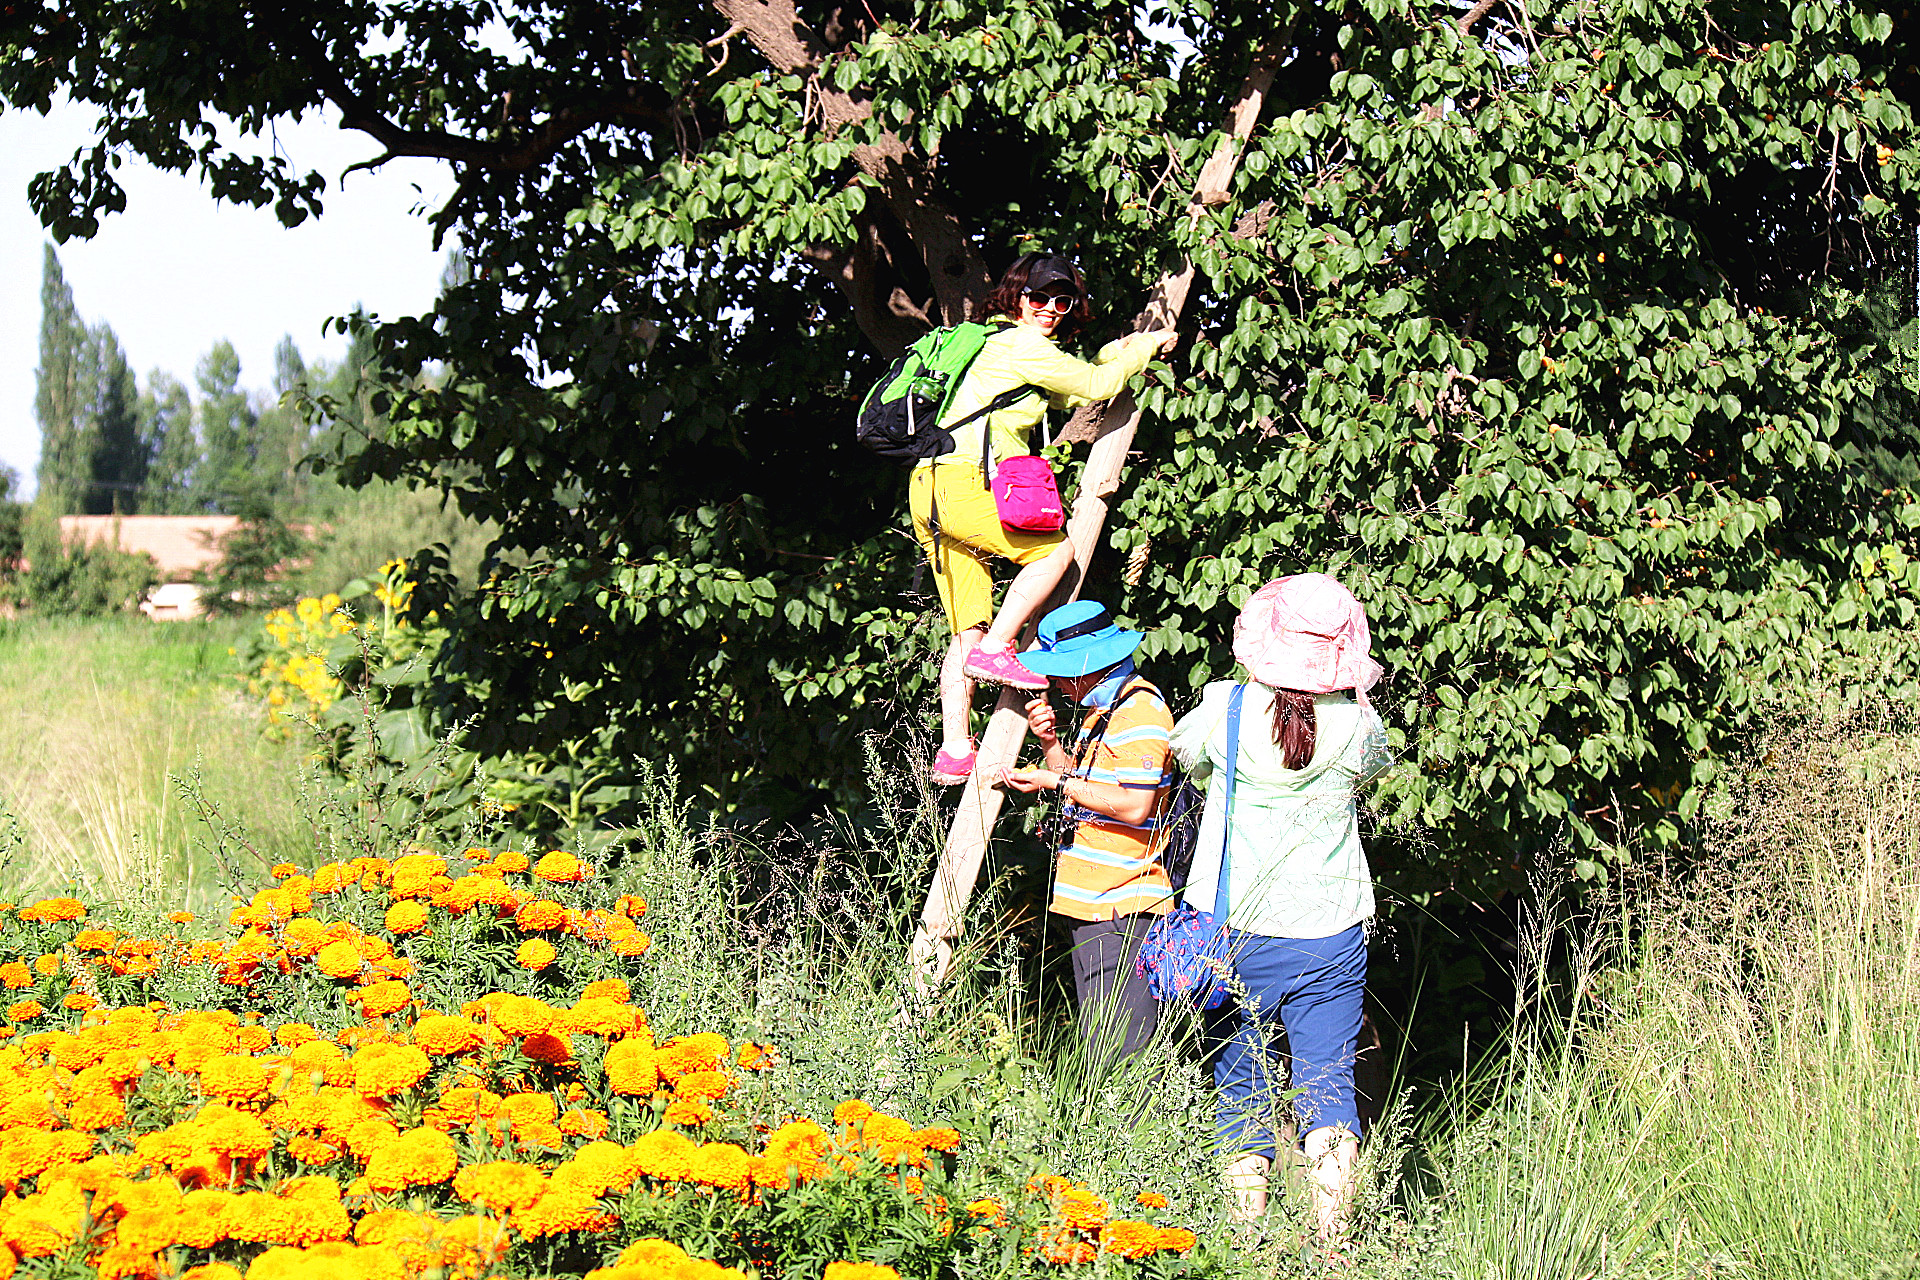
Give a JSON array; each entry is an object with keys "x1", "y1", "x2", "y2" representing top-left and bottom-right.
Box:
[{"x1": 7, "y1": 0, "x2": 1920, "y2": 887}]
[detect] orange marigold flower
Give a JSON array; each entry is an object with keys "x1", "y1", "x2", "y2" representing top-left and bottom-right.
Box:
[
  {"x1": 917, "y1": 1127, "x2": 962, "y2": 1153},
  {"x1": 513, "y1": 1184, "x2": 615, "y2": 1238},
  {"x1": 19, "y1": 897, "x2": 84, "y2": 922},
  {"x1": 71, "y1": 929, "x2": 115, "y2": 951},
  {"x1": 581, "y1": 977, "x2": 630, "y2": 1003},
  {"x1": 1098, "y1": 1220, "x2": 1161, "y2": 1260},
  {"x1": 358, "y1": 980, "x2": 412, "y2": 1018},
  {"x1": 685, "y1": 1141, "x2": 753, "y2": 1192},
  {"x1": 1038, "y1": 1227, "x2": 1097, "y2": 1265},
  {"x1": 558, "y1": 1109, "x2": 610, "y2": 1138},
  {"x1": 0, "y1": 963, "x2": 29, "y2": 990},
  {"x1": 490, "y1": 994, "x2": 554, "y2": 1038},
  {"x1": 314, "y1": 940, "x2": 363, "y2": 980},
  {"x1": 532, "y1": 851, "x2": 587, "y2": 882},
  {"x1": 565, "y1": 997, "x2": 640, "y2": 1039},
  {"x1": 613, "y1": 894, "x2": 647, "y2": 918},
  {"x1": 270, "y1": 862, "x2": 298, "y2": 878},
  {"x1": 604, "y1": 1039, "x2": 658, "y2": 1095},
  {"x1": 180, "y1": 1265, "x2": 242, "y2": 1280},
  {"x1": 1054, "y1": 1187, "x2": 1110, "y2": 1231},
  {"x1": 736, "y1": 1041, "x2": 776, "y2": 1071},
  {"x1": 514, "y1": 899, "x2": 567, "y2": 932},
  {"x1": 663, "y1": 1099, "x2": 713, "y2": 1127},
  {"x1": 364, "y1": 1126, "x2": 459, "y2": 1192},
  {"x1": 657, "y1": 1033, "x2": 729, "y2": 1081},
  {"x1": 611, "y1": 929, "x2": 652, "y2": 957},
  {"x1": 288, "y1": 1135, "x2": 340, "y2": 1165},
  {"x1": 454, "y1": 1161, "x2": 548, "y2": 1212},
  {"x1": 60, "y1": 993, "x2": 95, "y2": 1012},
  {"x1": 966, "y1": 1198, "x2": 1008, "y2": 1226},
  {"x1": 823, "y1": 1265, "x2": 901, "y2": 1280},
  {"x1": 1135, "y1": 1191, "x2": 1168, "y2": 1209},
  {"x1": 352, "y1": 1043, "x2": 432, "y2": 1097},
  {"x1": 413, "y1": 1014, "x2": 481, "y2": 1056},
  {"x1": 384, "y1": 901, "x2": 430, "y2": 935},
  {"x1": 515, "y1": 938, "x2": 558, "y2": 971},
  {"x1": 629, "y1": 1128, "x2": 696, "y2": 1182},
  {"x1": 275, "y1": 1023, "x2": 318, "y2": 1049},
  {"x1": 494, "y1": 851, "x2": 531, "y2": 873},
  {"x1": 756, "y1": 1119, "x2": 831, "y2": 1188},
  {"x1": 66, "y1": 1092, "x2": 126, "y2": 1130},
  {"x1": 8, "y1": 1000, "x2": 44, "y2": 1022},
  {"x1": 32, "y1": 954, "x2": 61, "y2": 976},
  {"x1": 522, "y1": 1031, "x2": 572, "y2": 1065},
  {"x1": 834, "y1": 1100, "x2": 876, "y2": 1127},
  {"x1": 675, "y1": 1070, "x2": 732, "y2": 1103},
  {"x1": 1155, "y1": 1227, "x2": 1197, "y2": 1252},
  {"x1": 167, "y1": 911, "x2": 195, "y2": 924},
  {"x1": 200, "y1": 1054, "x2": 271, "y2": 1101}
]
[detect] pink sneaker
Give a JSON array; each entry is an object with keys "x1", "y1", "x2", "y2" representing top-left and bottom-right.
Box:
[
  {"x1": 932, "y1": 745, "x2": 976, "y2": 785},
  {"x1": 963, "y1": 647, "x2": 1048, "y2": 690}
]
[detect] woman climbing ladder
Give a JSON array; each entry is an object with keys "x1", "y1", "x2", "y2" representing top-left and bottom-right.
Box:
[{"x1": 913, "y1": 251, "x2": 1177, "y2": 784}]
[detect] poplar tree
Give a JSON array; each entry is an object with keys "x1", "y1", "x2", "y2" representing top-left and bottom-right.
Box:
[
  {"x1": 33, "y1": 245, "x2": 89, "y2": 514},
  {"x1": 85, "y1": 324, "x2": 141, "y2": 514},
  {"x1": 194, "y1": 341, "x2": 258, "y2": 513},
  {"x1": 138, "y1": 372, "x2": 197, "y2": 514}
]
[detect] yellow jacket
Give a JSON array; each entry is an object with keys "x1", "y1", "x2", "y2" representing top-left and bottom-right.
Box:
[{"x1": 921, "y1": 323, "x2": 1157, "y2": 472}]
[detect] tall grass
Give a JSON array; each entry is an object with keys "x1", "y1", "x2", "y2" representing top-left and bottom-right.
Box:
[{"x1": 0, "y1": 615, "x2": 309, "y2": 912}]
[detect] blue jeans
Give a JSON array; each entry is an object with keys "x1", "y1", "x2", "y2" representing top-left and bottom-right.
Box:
[{"x1": 1203, "y1": 924, "x2": 1367, "y2": 1162}]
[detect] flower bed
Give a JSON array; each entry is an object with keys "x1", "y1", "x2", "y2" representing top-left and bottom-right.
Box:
[{"x1": 0, "y1": 851, "x2": 1199, "y2": 1279}]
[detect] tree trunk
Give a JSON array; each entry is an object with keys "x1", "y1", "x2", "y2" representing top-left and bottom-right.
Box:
[{"x1": 909, "y1": 56, "x2": 1279, "y2": 991}]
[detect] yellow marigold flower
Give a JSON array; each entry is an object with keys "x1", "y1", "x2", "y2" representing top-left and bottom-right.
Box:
[
  {"x1": 494, "y1": 851, "x2": 531, "y2": 873},
  {"x1": 454, "y1": 1160, "x2": 548, "y2": 1212},
  {"x1": 565, "y1": 997, "x2": 641, "y2": 1039},
  {"x1": 656, "y1": 1033, "x2": 729, "y2": 1082},
  {"x1": 32, "y1": 954, "x2": 61, "y2": 976},
  {"x1": 489, "y1": 995, "x2": 554, "y2": 1038},
  {"x1": 357, "y1": 980, "x2": 412, "y2": 1018},
  {"x1": 412, "y1": 1014, "x2": 481, "y2": 1056},
  {"x1": 834, "y1": 1099, "x2": 875, "y2": 1127},
  {"x1": 755, "y1": 1119, "x2": 830, "y2": 1188},
  {"x1": 532, "y1": 851, "x2": 587, "y2": 883},
  {"x1": 1055, "y1": 1187, "x2": 1110, "y2": 1231},
  {"x1": 59, "y1": 993, "x2": 94, "y2": 1011},
  {"x1": 384, "y1": 900, "x2": 430, "y2": 935},
  {"x1": 66, "y1": 1092, "x2": 126, "y2": 1130},
  {"x1": 180, "y1": 1264, "x2": 243, "y2": 1280},
  {"x1": 513, "y1": 1184, "x2": 616, "y2": 1238},
  {"x1": 364, "y1": 1125, "x2": 459, "y2": 1192},
  {"x1": 287, "y1": 1134, "x2": 340, "y2": 1165},
  {"x1": 200, "y1": 1054, "x2": 271, "y2": 1101},
  {"x1": 628, "y1": 1128, "x2": 696, "y2": 1182},
  {"x1": 352, "y1": 1043, "x2": 432, "y2": 1097},
  {"x1": 824, "y1": 1265, "x2": 902, "y2": 1280},
  {"x1": 611, "y1": 929, "x2": 652, "y2": 957},
  {"x1": 686, "y1": 1141, "x2": 753, "y2": 1193},
  {"x1": 663, "y1": 1099, "x2": 713, "y2": 1127},
  {"x1": 7, "y1": 1000, "x2": 44, "y2": 1022},
  {"x1": 71, "y1": 929, "x2": 115, "y2": 951},
  {"x1": 514, "y1": 899, "x2": 567, "y2": 932},
  {"x1": 0, "y1": 963, "x2": 31, "y2": 990},
  {"x1": 274, "y1": 1023, "x2": 318, "y2": 1049},
  {"x1": 604, "y1": 1040, "x2": 659, "y2": 1095},
  {"x1": 515, "y1": 938, "x2": 558, "y2": 970},
  {"x1": 314, "y1": 940, "x2": 363, "y2": 980},
  {"x1": 582, "y1": 977, "x2": 630, "y2": 1003}
]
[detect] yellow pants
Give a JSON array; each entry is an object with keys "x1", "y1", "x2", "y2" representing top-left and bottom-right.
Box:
[{"x1": 910, "y1": 464, "x2": 1065, "y2": 634}]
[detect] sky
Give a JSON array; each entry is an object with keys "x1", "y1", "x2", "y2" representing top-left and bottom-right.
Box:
[{"x1": 0, "y1": 100, "x2": 459, "y2": 496}]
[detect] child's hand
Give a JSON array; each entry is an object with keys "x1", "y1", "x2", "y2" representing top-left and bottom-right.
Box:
[
  {"x1": 998, "y1": 766, "x2": 1059, "y2": 794},
  {"x1": 1023, "y1": 695, "x2": 1058, "y2": 748}
]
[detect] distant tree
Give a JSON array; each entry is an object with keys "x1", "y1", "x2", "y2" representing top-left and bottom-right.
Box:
[
  {"x1": 194, "y1": 340, "x2": 257, "y2": 512},
  {"x1": 84, "y1": 323, "x2": 142, "y2": 513},
  {"x1": 0, "y1": 465, "x2": 27, "y2": 580},
  {"x1": 138, "y1": 371, "x2": 198, "y2": 514},
  {"x1": 252, "y1": 333, "x2": 315, "y2": 509},
  {"x1": 33, "y1": 245, "x2": 89, "y2": 514}
]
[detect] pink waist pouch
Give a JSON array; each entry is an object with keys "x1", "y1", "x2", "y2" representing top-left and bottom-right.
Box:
[{"x1": 992, "y1": 455, "x2": 1066, "y2": 533}]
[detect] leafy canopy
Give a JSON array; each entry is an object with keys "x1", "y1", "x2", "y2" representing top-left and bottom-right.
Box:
[{"x1": 7, "y1": 0, "x2": 1918, "y2": 888}]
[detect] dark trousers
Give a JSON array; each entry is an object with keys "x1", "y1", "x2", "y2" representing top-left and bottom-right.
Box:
[{"x1": 1067, "y1": 913, "x2": 1162, "y2": 1067}]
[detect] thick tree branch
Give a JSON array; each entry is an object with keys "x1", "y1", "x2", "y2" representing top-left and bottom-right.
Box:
[
  {"x1": 712, "y1": 0, "x2": 993, "y2": 333},
  {"x1": 1458, "y1": 0, "x2": 1502, "y2": 35}
]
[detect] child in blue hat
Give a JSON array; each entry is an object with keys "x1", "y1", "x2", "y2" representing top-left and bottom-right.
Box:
[{"x1": 1000, "y1": 600, "x2": 1177, "y2": 1065}]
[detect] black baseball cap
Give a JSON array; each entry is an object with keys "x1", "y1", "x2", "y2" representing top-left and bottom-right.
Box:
[{"x1": 1026, "y1": 254, "x2": 1079, "y2": 293}]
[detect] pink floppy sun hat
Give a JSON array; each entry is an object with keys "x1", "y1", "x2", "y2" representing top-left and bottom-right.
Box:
[{"x1": 1232, "y1": 573, "x2": 1384, "y2": 705}]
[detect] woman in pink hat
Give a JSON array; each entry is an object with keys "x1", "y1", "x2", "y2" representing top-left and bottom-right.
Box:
[{"x1": 1166, "y1": 572, "x2": 1391, "y2": 1241}]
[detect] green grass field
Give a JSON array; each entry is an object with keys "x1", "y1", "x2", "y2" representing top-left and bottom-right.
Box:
[{"x1": 1, "y1": 613, "x2": 1914, "y2": 1277}]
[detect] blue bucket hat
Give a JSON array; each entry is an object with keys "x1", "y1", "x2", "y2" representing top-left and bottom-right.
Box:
[{"x1": 1022, "y1": 600, "x2": 1144, "y2": 678}]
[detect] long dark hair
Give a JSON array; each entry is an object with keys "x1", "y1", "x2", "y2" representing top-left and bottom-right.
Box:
[
  {"x1": 1271, "y1": 688, "x2": 1317, "y2": 770},
  {"x1": 976, "y1": 252, "x2": 1094, "y2": 344}
]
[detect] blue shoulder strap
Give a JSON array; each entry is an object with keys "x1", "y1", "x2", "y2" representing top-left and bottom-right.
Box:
[{"x1": 1212, "y1": 684, "x2": 1245, "y2": 923}]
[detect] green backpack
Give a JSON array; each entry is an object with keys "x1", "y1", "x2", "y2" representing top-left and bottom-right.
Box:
[{"x1": 855, "y1": 321, "x2": 1039, "y2": 462}]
